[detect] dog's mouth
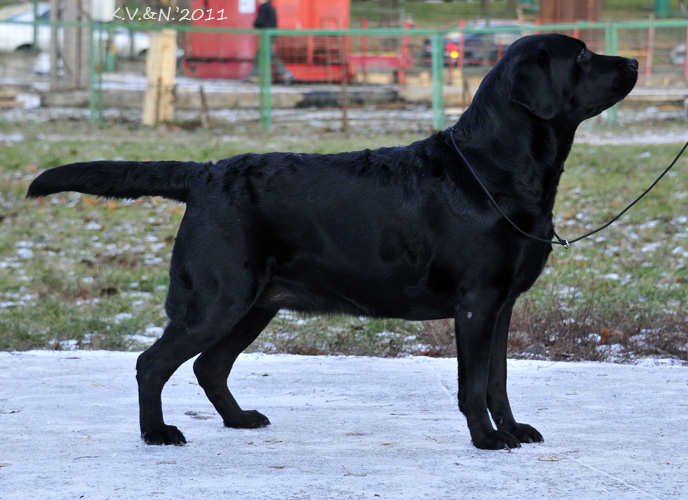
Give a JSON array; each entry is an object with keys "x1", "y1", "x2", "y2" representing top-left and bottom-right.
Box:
[
  {"x1": 588, "y1": 72, "x2": 637, "y2": 115},
  {"x1": 587, "y1": 97, "x2": 627, "y2": 117}
]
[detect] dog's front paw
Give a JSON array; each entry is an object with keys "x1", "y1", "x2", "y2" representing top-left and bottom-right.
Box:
[
  {"x1": 141, "y1": 424, "x2": 187, "y2": 446},
  {"x1": 505, "y1": 422, "x2": 544, "y2": 444},
  {"x1": 472, "y1": 430, "x2": 521, "y2": 450},
  {"x1": 224, "y1": 410, "x2": 271, "y2": 429}
]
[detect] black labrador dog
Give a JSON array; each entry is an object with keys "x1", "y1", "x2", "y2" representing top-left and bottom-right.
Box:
[{"x1": 27, "y1": 34, "x2": 638, "y2": 450}]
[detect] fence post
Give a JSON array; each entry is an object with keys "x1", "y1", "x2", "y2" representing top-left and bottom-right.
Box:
[
  {"x1": 684, "y1": 25, "x2": 688, "y2": 81},
  {"x1": 432, "y1": 31, "x2": 445, "y2": 130},
  {"x1": 88, "y1": 23, "x2": 103, "y2": 124},
  {"x1": 259, "y1": 29, "x2": 272, "y2": 131},
  {"x1": 97, "y1": 25, "x2": 103, "y2": 123},
  {"x1": 89, "y1": 23, "x2": 96, "y2": 122},
  {"x1": 143, "y1": 29, "x2": 177, "y2": 126},
  {"x1": 646, "y1": 17, "x2": 655, "y2": 80},
  {"x1": 608, "y1": 24, "x2": 619, "y2": 125}
]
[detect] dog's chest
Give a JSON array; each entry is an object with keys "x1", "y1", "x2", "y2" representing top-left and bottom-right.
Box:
[{"x1": 508, "y1": 242, "x2": 552, "y2": 297}]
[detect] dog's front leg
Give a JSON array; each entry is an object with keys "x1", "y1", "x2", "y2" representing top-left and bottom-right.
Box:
[
  {"x1": 486, "y1": 302, "x2": 543, "y2": 444},
  {"x1": 455, "y1": 299, "x2": 522, "y2": 450}
]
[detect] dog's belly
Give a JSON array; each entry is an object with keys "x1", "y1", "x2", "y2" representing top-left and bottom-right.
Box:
[{"x1": 261, "y1": 275, "x2": 456, "y2": 321}]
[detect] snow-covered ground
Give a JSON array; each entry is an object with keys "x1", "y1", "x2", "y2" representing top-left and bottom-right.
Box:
[{"x1": 0, "y1": 351, "x2": 686, "y2": 499}]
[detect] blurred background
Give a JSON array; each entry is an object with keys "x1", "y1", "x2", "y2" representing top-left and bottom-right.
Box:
[{"x1": 1, "y1": 0, "x2": 688, "y2": 128}]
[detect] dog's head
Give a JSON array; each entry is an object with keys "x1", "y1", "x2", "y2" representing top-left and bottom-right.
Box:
[{"x1": 503, "y1": 34, "x2": 638, "y2": 122}]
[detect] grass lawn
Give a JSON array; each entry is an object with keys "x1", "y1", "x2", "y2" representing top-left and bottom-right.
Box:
[{"x1": 0, "y1": 119, "x2": 686, "y2": 362}]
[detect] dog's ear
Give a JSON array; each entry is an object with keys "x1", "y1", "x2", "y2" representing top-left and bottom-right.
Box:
[{"x1": 508, "y1": 49, "x2": 558, "y2": 120}]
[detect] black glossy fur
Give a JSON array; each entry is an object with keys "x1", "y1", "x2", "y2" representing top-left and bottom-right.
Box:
[{"x1": 27, "y1": 34, "x2": 638, "y2": 449}]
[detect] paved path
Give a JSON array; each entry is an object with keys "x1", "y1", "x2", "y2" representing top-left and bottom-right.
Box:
[{"x1": 0, "y1": 351, "x2": 686, "y2": 499}]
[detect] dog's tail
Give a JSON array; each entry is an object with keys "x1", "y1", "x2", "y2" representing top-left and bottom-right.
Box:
[{"x1": 26, "y1": 160, "x2": 207, "y2": 203}]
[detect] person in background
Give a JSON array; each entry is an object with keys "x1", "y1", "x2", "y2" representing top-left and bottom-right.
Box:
[{"x1": 245, "y1": 0, "x2": 294, "y2": 85}]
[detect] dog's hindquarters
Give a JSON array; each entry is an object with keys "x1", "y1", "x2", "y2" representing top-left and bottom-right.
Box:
[{"x1": 27, "y1": 158, "x2": 281, "y2": 445}]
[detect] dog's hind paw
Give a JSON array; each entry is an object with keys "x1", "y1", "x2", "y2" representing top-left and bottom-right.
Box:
[
  {"x1": 224, "y1": 410, "x2": 271, "y2": 429},
  {"x1": 141, "y1": 424, "x2": 187, "y2": 446}
]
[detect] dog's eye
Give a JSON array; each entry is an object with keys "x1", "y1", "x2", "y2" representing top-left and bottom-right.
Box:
[{"x1": 577, "y1": 48, "x2": 588, "y2": 61}]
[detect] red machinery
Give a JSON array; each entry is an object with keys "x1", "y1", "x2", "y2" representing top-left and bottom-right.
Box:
[{"x1": 183, "y1": 0, "x2": 354, "y2": 82}]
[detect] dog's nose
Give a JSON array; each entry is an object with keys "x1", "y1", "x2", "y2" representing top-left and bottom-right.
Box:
[{"x1": 628, "y1": 58, "x2": 639, "y2": 71}]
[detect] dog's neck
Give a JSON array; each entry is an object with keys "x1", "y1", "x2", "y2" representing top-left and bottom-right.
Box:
[{"x1": 450, "y1": 103, "x2": 579, "y2": 217}]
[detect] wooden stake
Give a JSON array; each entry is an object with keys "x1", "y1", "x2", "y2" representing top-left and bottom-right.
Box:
[
  {"x1": 143, "y1": 29, "x2": 177, "y2": 126},
  {"x1": 199, "y1": 85, "x2": 210, "y2": 128}
]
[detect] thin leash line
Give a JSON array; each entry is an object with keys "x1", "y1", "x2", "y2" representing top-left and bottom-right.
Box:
[
  {"x1": 449, "y1": 129, "x2": 688, "y2": 249},
  {"x1": 565, "y1": 139, "x2": 688, "y2": 245}
]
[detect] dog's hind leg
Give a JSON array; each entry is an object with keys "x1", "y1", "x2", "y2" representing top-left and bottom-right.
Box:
[
  {"x1": 193, "y1": 304, "x2": 277, "y2": 429},
  {"x1": 486, "y1": 302, "x2": 543, "y2": 444},
  {"x1": 136, "y1": 268, "x2": 262, "y2": 445},
  {"x1": 136, "y1": 320, "x2": 198, "y2": 445}
]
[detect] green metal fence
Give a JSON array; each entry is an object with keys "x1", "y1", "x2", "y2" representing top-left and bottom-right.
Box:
[{"x1": 3, "y1": 17, "x2": 688, "y2": 130}]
